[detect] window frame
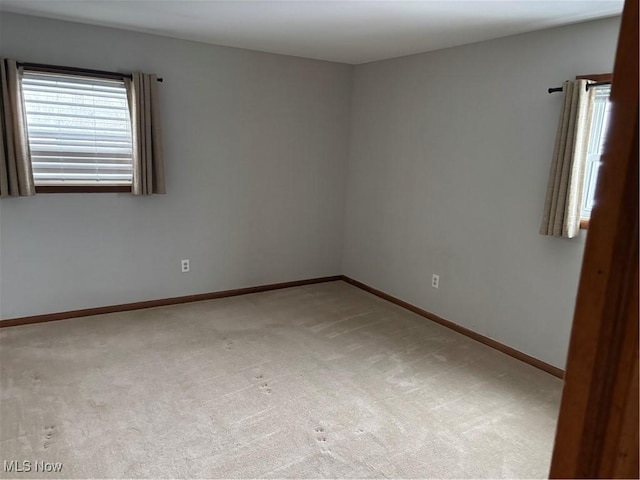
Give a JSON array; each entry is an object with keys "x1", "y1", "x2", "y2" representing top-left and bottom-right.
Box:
[
  {"x1": 575, "y1": 73, "x2": 613, "y2": 229},
  {"x1": 36, "y1": 185, "x2": 132, "y2": 194},
  {"x1": 21, "y1": 65, "x2": 134, "y2": 194}
]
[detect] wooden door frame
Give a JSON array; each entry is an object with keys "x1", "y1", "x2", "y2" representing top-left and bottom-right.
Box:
[{"x1": 549, "y1": 0, "x2": 639, "y2": 478}]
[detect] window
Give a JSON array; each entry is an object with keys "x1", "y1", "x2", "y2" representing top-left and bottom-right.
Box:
[
  {"x1": 580, "y1": 83, "x2": 612, "y2": 223},
  {"x1": 21, "y1": 71, "x2": 133, "y2": 191}
]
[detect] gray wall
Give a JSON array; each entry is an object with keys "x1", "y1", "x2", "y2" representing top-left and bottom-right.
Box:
[
  {"x1": 0, "y1": 13, "x2": 621, "y2": 369},
  {"x1": 0, "y1": 13, "x2": 353, "y2": 319},
  {"x1": 343, "y1": 17, "x2": 620, "y2": 368}
]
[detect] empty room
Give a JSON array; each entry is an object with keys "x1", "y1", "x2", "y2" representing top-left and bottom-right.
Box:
[{"x1": 1, "y1": 1, "x2": 637, "y2": 479}]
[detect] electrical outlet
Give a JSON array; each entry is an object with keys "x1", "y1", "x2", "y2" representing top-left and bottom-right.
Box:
[
  {"x1": 431, "y1": 274, "x2": 439, "y2": 289},
  {"x1": 181, "y1": 259, "x2": 190, "y2": 273}
]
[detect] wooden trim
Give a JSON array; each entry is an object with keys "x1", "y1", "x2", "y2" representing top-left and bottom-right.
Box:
[
  {"x1": 18, "y1": 61, "x2": 163, "y2": 83},
  {"x1": 4, "y1": 272, "x2": 565, "y2": 378},
  {"x1": 580, "y1": 218, "x2": 589, "y2": 230},
  {"x1": 0, "y1": 276, "x2": 342, "y2": 328},
  {"x1": 20, "y1": 62, "x2": 130, "y2": 82},
  {"x1": 576, "y1": 73, "x2": 613, "y2": 82},
  {"x1": 341, "y1": 275, "x2": 564, "y2": 379},
  {"x1": 550, "y1": 0, "x2": 639, "y2": 477},
  {"x1": 36, "y1": 185, "x2": 132, "y2": 194}
]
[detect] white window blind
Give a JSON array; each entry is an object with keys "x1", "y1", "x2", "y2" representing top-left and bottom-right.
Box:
[
  {"x1": 581, "y1": 84, "x2": 612, "y2": 219},
  {"x1": 21, "y1": 71, "x2": 133, "y2": 185}
]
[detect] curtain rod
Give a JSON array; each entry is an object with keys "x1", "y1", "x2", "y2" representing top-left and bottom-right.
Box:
[
  {"x1": 16, "y1": 62, "x2": 163, "y2": 83},
  {"x1": 547, "y1": 81, "x2": 610, "y2": 94}
]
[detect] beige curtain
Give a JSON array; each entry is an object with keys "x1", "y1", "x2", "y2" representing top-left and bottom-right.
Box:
[
  {"x1": 0, "y1": 58, "x2": 35, "y2": 197},
  {"x1": 540, "y1": 80, "x2": 595, "y2": 238},
  {"x1": 126, "y1": 73, "x2": 165, "y2": 195}
]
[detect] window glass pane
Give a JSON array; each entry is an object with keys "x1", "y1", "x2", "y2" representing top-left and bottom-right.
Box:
[
  {"x1": 581, "y1": 85, "x2": 611, "y2": 219},
  {"x1": 22, "y1": 72, "x2": 133, "y2": 185}
]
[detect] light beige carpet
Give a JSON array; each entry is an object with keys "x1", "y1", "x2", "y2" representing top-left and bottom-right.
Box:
[{"x1": 0, "y1": 281, "x2": 562, "y2": 479}]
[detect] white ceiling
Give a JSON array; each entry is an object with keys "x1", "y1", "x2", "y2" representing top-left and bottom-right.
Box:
[{"x1": 0, "y1": 1, "x2": 623, "y2": 64}]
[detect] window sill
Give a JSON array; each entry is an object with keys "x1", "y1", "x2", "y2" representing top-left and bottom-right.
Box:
[
  {"x1": 35, "y1": 185, "x2": 132, "y2": 194},
  {"x1": 580, "y1": 219, "x2": 590, "y2": 230}
]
